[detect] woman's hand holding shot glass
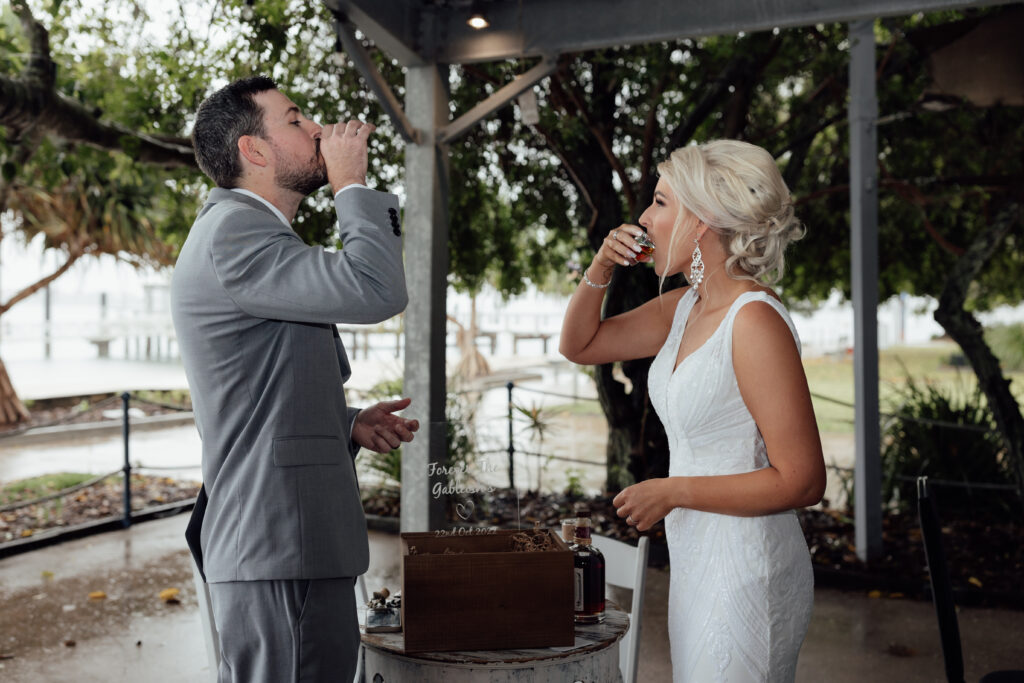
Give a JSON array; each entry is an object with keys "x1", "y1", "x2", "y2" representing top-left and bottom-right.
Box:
[{"x1": 584, "y1": 225, "x2": 655, "y2": 287}]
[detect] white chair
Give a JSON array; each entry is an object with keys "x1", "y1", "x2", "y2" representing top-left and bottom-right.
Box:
[
  {"x1": 191, "y1": 558, "x2": 221, "y2": 683},
  {"x1": 354, "y1": 573, "x2": 369, "y2": 683},
  {"x1": 592, "y1": 533, "x2": 650, "y2": 683}
]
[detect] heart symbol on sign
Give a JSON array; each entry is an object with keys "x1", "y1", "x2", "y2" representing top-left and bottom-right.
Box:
[{"x1": 456, "y1": 501, "x2": 474, "y2": 520}]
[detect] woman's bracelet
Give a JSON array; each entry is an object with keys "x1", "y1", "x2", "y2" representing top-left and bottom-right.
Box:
[{"x1": 582, "y1": 267, "x2": 611, "y2": 289}]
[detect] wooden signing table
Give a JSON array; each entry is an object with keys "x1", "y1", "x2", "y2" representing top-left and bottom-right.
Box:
[{"x1": 360, "y1": 602, "x2": 628, "y2": 683}]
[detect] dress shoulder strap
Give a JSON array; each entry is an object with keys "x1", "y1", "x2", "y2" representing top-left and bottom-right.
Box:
[{"x1": 724, "y1": 291, "x2": 801, "y2": 355}]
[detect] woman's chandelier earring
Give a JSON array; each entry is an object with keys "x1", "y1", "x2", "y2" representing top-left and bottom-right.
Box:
[
  {"x1": 690, "y1": 223, "x2": 708, "y2": 287},
  {"x1": 689, "y1": 240, "x2": 705, "y2": 287}
]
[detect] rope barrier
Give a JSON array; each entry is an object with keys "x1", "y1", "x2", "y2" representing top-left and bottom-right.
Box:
[
  {"x1": 511, "y1": 385, "x2": 600, "y2": 402},
  {"x1": 514, "y1": 449, "x2": 605, "y2": 468},
  {"x1": 892, "y1": 475, "x2": 1019, "y2": 492},
  {"x1": 134, "y1": 464, "x2": 203, "y2": 472},
  {"x1": 131, "y1": 395, "x2": 192, "y2": 412},
  {"x1": 810, "y1": 391, "x2": 998, "y2": 435}
]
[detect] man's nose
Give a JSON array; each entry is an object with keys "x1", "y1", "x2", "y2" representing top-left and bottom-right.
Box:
[{"x1": 308, "y1": 120, "x2": 323, "y2": 138}]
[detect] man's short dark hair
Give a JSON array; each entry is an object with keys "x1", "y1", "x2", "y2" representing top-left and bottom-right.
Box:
[{"x1": 192, "y1": 76, "x2": 278, "y2": 188}]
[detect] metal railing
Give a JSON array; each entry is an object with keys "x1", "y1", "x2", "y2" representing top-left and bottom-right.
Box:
[{"x1": 2, "y1": 380, "x2": 1018, "y2": 527}]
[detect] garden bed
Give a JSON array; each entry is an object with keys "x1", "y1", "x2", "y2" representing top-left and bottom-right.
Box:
[{"x1": 364, "y1": 487, "x2": 1024, "y2": 608}]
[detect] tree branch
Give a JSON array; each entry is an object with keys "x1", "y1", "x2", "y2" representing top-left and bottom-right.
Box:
[
  {"x1": 555, "y1": 70, "x2": 638, "y2": 215},
  {"x1": 724, "y1": 37, "x2": 782, "y2": 139},
  {"x1": 639, "y1": 71, "x2": 669, "y2": 194},
  {"x1": 0, "y1": 247, "x2": 88, "y2": 317},
  {"x1": 11, "y1": 0, "x2": 55, "y2": 89},
  {"x1": 0, "y1": 75, "x2": 196, "y2": 167},
  {"x1": 5, "y1": 1, "x2": 192, "y2": 165},
  {"x1": 934, "y1": 203, "x2": 1024, "y2": 493},
  {"x1": 633, "y1": 36, "x2": 783, "y2": 211},
  {"x1": 879, "y1": 161, "x2": 965, "y2": 256},
  {"x1": 0, "y1": 125, "x2": 42, "y2": 215},
  {"x1": 532, "y1": 123, "x2": 597, "y2": 221}
]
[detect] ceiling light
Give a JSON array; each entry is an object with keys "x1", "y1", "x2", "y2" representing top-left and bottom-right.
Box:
[{"x1": 467, "y1": 2, "x2": 489, "y2": 29}]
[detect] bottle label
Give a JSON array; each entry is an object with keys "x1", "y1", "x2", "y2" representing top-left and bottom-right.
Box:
[{"x1": 574, "y1": 567, "x2": 584, "y2": 611}]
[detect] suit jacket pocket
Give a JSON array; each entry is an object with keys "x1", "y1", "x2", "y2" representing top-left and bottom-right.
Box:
[{"x1": 273, "y1": 436, "x2": 343, "y2": 466}]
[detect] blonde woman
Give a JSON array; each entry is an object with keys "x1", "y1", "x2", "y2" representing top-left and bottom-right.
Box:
[{"x1": 559, "y1": 140, "x2": 826, "y2": 682}]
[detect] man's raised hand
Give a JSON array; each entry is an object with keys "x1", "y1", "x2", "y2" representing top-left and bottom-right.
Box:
[{"x1": 319, "y1": 119, "x2": 376, "y2": 194}]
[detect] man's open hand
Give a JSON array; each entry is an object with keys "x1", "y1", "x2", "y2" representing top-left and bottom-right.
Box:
[
  {"x1": 352, "y1": 397, "x2": 419, "y2": 453},
  {"x1": 319, "y1": 119, "x2": 376, "y2": 194}
]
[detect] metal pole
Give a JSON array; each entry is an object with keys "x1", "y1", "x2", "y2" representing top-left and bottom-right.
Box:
[
  {"x1": 401, "y1": 63, "x2": 450, "y2": 533},
  {"x1": 44, "y1": 285, "x2": 51, "y2": 359},
  {"x1": 507, "y1": 381, "x2": 515, "y2": 490},
  {"x1": 122, "y1": 391, "x2": 132, "y2": 528},
  {"x1": 849, "y1": 19, "x2": 882, "y2": 562}
]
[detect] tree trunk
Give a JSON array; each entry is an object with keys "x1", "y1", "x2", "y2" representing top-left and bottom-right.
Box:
[
  {"x1": 0, "y1": 357, "x2": 30, "y2": 426},
  {"x1": 933, "y1": 202, "x2": 1024, "y2": 493},
  {"x1": 596, "y1": 264, "x2": 675, "y2": 490}
]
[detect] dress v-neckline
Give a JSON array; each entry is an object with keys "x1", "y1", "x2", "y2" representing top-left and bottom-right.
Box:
[{"x1": 670, "y1": 290, "x2": 756, "y2": 376}]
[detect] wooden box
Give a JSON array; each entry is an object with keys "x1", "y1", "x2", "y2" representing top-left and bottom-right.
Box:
[{"x1": 400, "y1": 529, "x2": 575, "y2": 653}]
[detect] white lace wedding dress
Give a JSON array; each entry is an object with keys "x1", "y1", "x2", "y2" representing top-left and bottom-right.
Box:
[{"x1": 648, "y1": 288, "x2": 814, "y2": 683}]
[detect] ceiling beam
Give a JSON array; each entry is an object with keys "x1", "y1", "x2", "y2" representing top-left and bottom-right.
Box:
[
  {"x1": 334, "y1": 18, "x2": 422, "y2": 143},
  {"x1": 327, "y1": 0, "x2": 1011, "y2": 67},
  {"x1": 438, "y1": 55, "x2": 558, "y2": 144},
  {"x1": 431, "y1": 0, "x2": 1012, "y2": 64},
  {"x1": 324, "y1": 0, "x2": 425, "y2": 66}
]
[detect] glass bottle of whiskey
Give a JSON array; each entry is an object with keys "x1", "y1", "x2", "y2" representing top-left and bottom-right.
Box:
[{"x1": 571, "y1": 517, "x2": 605, "y2": 623}]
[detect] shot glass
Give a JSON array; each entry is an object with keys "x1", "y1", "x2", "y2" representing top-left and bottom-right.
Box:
[{"x1": 635, "y1": 231, "x2": 656, "y2": 257}]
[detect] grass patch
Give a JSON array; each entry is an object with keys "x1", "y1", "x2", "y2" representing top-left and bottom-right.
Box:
[
  {"x1": 803, "y1": 342, "x2": 1024, "y2": 434},
  {"x1": 546, "y1": 400, "x2": 604, "y2": 417},
  {"x1": 1, "y1": 472, "x2": 95, "y2": 506},
  {"x1": 133, "y1": 389, "x2": 192, "y2": 407}
]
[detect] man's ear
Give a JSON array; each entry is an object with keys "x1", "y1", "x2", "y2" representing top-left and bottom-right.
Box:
[{"x1": 238, "y1": 135, "x2": 268, "y2": 167}]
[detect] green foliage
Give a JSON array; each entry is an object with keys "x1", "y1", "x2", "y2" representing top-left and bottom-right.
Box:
[
  {"x1": 7, "y1": 4, "x2": 1021, "y2": 307},
  {"x1": 783, "y1": 10, "x2": 1024, "y2": 309},
  {"x1": 444, "y1": 390, "x2": 479, "y2": 481},
  {"x1": 564, "y1": 469, "x2": 585, "y2": 500},
  {"x1": 513, "y1": 400, "x2": 559, "y2": 491},
  {"x1": 880, "y1": 372, "x2": 1014, "y2": 515},
  {"x1": 985, "y1": 323, "x2": 1024, "y2": 372},
  {"x1": 363, "y1": 446, "x2": 402, "y2": 492}
]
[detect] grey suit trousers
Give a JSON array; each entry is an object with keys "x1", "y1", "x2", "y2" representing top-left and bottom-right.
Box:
[{"x1": 208, "y1": 577, "x2": 358, "y2": 683}]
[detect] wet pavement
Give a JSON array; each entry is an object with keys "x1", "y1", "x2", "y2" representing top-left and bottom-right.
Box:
[{"x1": 2, "y1": 513, "x2": 1022, "y2": 682}]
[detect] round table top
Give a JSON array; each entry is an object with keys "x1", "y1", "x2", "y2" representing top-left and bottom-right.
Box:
[{"x1": 361, "y1": 602, "x2": 629, "y2": 665}]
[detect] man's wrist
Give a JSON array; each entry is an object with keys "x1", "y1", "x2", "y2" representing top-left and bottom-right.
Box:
[{"x1": 331, "y1": 176, "x2": 368, "y2": 195}]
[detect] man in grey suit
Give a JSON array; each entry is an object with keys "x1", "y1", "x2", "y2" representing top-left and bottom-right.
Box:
[{"x1": 170, "y1": 76, "x2": 417, "y2": 683}]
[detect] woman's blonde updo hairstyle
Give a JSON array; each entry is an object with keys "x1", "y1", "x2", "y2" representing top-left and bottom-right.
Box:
[{"x1": 657, "y1": 139, "x2": 804, "y2": 285}]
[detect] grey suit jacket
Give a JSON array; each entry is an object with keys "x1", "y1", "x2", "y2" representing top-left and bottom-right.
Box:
[{"x1": 170, "y1": 186, "x2": 407, "y2": 583}]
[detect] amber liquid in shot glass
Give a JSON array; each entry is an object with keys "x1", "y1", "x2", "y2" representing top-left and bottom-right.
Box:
[{"x1": 636, "y1": 232, "x2": 656, "y2": 256}]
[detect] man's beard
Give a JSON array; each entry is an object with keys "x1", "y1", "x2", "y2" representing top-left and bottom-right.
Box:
[{"x1": 274, "y1": 140, "x2": 328, "y2": 196}]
